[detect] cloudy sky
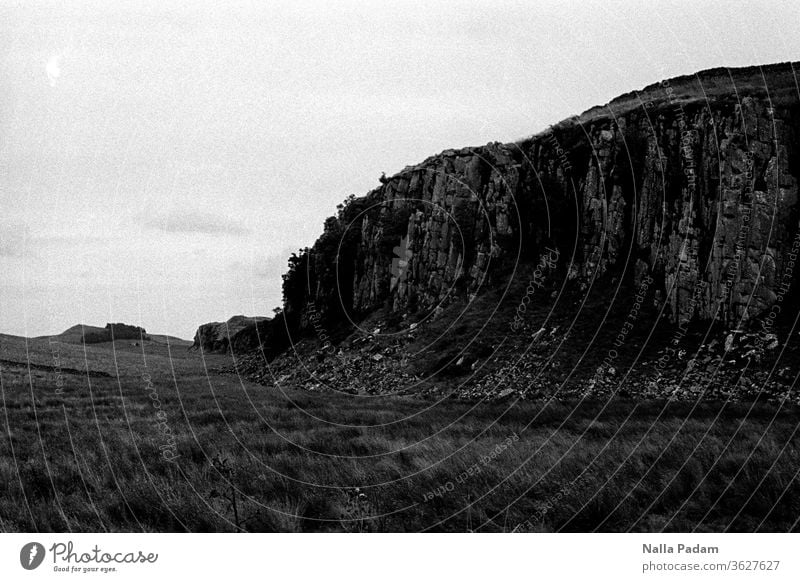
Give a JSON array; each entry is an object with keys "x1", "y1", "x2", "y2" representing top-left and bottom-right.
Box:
[{"x1": 1, "y1": 0, "x2": 798, "y2": 339}]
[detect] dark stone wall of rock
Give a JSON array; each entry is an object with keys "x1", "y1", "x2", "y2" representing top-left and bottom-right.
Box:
[
  {"x1": 105, "y1": 323, "x2": 148, "y2": 340},
  {"x1": 573, "y1": 95, "x2": 800, "y2": 328},
  {"x1": 82, "y1": 323, "x2": 148, "y2": 343},
  {"x1": 285, "y1": 64, "x2": 800, "y2": 336},
  {"x1": 192, "y1": 315, "x2": 269, "y2": 354},
  {"x1": 349, "y1": 143, "x2": 528, "y2": 314}
]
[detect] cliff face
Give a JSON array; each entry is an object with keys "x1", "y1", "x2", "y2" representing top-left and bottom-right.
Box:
[
  {"x1": 349, "y1": 142, "x2": 525, "y2": 314},
  {"x1": 192, "y1": 315, "x2": 269, "y2": 354},
  {"x1": 238, "y1": 62, "x2": 800, "y2": 400},
  {"x1": 563, "y1": 92, "x2": 798, "y2": 328},
  {"x1": 284, "y1": 63, "x2": 800, "y2": 334}
]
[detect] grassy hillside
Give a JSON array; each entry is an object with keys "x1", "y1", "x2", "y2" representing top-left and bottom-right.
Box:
[
  {"x1": 40, "y1": 324, "x2": 108, "y2": 345},
  {"x1": 1, "y1": 333, "x2": 799, "y2": 532}
]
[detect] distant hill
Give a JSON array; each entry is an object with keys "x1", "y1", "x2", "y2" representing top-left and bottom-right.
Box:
[
  {"x1": 38, "y1": 324, "x2": 191, "y2": 347},
  {"x1": 52, "y1": 324, "x2": 108, "y2": 344},
  {"x1": 46, "y1": 323, "x2": 148, "y2": 344}
]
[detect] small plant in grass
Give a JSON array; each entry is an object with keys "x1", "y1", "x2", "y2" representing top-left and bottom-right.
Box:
[
  {"x1": 209, "y1": 453, "x2": 241, "y2": 530},
  {"x1": 340, "y1": 487, "x2": 374, "y2": 532},
  {"x1": 209, "y1": 455, "x2": 271, "y2": 531}
]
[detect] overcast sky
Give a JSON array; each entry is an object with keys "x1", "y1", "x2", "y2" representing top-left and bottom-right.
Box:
[{"x1": 1, "y1": 0, "x2": 798, "y2": 339}]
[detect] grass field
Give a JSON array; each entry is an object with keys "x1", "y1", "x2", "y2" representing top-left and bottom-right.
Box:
[{"x1": 1, "y1": 332, "x2": 799, "y2": 532}]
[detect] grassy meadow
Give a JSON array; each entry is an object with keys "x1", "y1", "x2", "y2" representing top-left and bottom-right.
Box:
[{"x1": 1, "y1": 332, "x2": 799, "y2": 532}]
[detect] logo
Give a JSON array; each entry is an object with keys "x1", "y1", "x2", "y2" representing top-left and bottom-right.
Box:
[
  {"x1": 20, "y1": 542, "x2": 46, "y2": 570},
  {"x1": 390, "y1": 235, "x2": 413, "y2": 291}
]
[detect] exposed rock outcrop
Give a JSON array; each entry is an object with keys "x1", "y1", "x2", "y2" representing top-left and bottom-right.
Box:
[
  {"x1": 81, "y1": 323, "x2": 148, "y2": 344},
  {"x1": 280, "y1": 63, "x2": 800, "y2": 333},
  {"x1": 192, "y1": 315, "x2": 269, "y2": 354},
  {"x1": 240, "y1": 62, "x2": 800, "y2": 400}
]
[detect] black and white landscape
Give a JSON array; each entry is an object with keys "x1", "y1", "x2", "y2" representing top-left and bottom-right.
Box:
[{"x1": 2, "y1": 2, "x2": 800, "y2": 533}]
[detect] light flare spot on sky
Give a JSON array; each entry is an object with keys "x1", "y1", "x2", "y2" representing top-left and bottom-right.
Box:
[{"x1": 46, "y1": 54, "x2": 61, "y2": 86}]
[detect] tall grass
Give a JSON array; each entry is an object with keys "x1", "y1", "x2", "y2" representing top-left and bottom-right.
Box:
[{"x1": 1, "y1": 334, "x2": 798, "y2": 532}]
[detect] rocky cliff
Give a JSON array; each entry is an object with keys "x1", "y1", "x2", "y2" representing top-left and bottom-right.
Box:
[
  {"x1": 192, "y1": 315, "x2": 269, "y2": 354},
  {"x1": 242, "y1": 62, "x2": 800, "y2": 400}
]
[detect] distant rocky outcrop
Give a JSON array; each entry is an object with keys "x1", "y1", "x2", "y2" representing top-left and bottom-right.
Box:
[
  {"x1": 51, "y1": 323, "x2": 149, "y2": 344},
  {"x1": 82, "y1": 323, "x2": 149, "y2": 344},
  {"x1": 192, "y1": 315, "x2": 269, "y2": 354}
]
